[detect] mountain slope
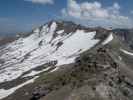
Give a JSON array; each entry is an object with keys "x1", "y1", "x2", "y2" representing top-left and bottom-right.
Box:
[
  {"x1": 0, "y1": 21, "x2": 100, "y2": 83},
  {"x1": 0, "y1": 21, "x2": 133, "y2": 100}
]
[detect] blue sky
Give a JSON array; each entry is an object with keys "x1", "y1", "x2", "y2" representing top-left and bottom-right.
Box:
[{"x1": 0, "y1": 0, "x2": 133, "y2": 35}]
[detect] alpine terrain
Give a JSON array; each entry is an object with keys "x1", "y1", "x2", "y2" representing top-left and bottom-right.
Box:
[{"x1": 0, "y1": 21, "x2": 133, "y2": 100}]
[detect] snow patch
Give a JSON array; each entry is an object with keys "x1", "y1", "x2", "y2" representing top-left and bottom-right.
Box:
[
  {"x1": 102, "y1": 33, "x2": 113, "y2": 45},
  {"x1": 33, "y1": 28, "x2": 40, "y2": 33},
  {"x1": 57, "y1": 30, "x2": 64, "y2": 34},
  {"x1": 50, "y1": 67, "x2": 59, "y2": 73},
  {"x1": 120, "y1": 49, "x2": 133, "y2": 56},
  {"x1": 22, "y1": 67, "x2": 51, "y2": 78},
  {"x1": 118, "y1": 56, "x2": 122, "y2": 61},
  {"x1": 0, "y1": 76, "x2": 38, "y2": 99}
]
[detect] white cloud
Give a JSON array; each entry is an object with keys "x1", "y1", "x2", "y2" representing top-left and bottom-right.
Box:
[
  {"x1": 25, "y1": 0, "x2": 54, "y2": 4},
  {"x1": 62, "y1": 0, "x2": 132, "y2": 28},
  {"x1": 113, "y1": 2, "x2": 120, "y2": 10}
]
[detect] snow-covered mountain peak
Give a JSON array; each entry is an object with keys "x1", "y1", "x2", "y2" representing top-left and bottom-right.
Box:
[{"x1": 0, "y1": 21, "x2": 103, "y2": 83}]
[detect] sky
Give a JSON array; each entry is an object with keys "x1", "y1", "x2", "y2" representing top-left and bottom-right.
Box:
[{"x1": 0, "y1": 0, "x2": 133, "y2": 35}]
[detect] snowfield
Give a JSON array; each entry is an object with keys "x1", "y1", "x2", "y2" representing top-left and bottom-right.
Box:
[{"x1": 0, "y1": 22, "x2": 100, "y2": 83}]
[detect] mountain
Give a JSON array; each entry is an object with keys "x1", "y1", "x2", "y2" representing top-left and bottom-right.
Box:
[
  {"x1": 0, "y1": 21, "x2": 133, "y2": 100},
  {"x1": 113, "y1": 28, "x2": 133, "y2": 49},
  {"x1": 0, "y1": 36, "x2": 16, "y2": 47}
]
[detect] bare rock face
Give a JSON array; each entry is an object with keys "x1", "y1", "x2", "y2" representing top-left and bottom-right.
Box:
[
  {"x1": 113, "y1": 29, "x2": 133, "y2": 49},
  {"x1": 0, "y1": 36, "x2": 16, "y2": 47}
]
